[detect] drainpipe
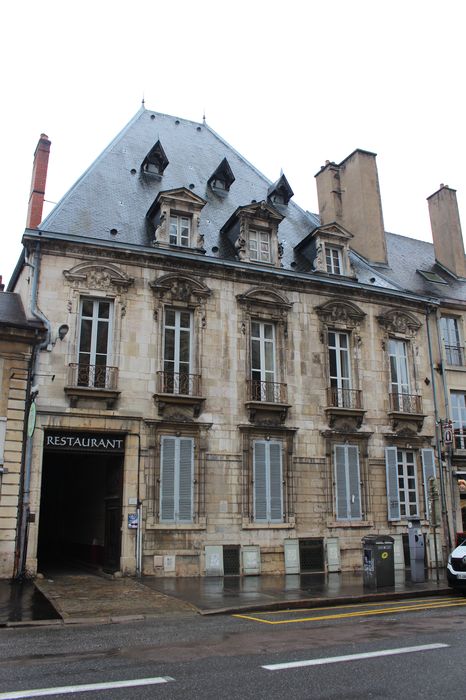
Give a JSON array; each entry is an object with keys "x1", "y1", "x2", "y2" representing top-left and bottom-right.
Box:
[
  {"x1": 425, "y1": 304, "x2": 451, "y2": 553},
  {"x1": 15, "y1": 241, "x2": 51, "y2": 579},
  {"x1": 434, "y1": 307, "x2": 458, "y2": 542}
]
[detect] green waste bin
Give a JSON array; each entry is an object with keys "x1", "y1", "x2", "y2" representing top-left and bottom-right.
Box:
[{"x1": 362, "y1": 535, "x2": 395, "y2": 589}]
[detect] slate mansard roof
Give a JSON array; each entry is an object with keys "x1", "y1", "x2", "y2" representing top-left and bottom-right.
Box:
[{"x1": 32, "y1": 107, "x2": 466, "y2": 304}]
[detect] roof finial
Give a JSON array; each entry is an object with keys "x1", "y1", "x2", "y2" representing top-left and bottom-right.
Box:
[
  {"x1": 141, "y1": 92, "x2": 145, "y2": 107},
  {"x1": 203, "y1": 109, "x2": 206, "y2": 124}
]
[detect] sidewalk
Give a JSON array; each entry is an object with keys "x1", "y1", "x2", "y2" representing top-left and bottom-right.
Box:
[{"x1": 0, "y1": 568, "x2": 451, "y2": 627}]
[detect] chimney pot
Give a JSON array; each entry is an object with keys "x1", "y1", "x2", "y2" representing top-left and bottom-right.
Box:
[{"x1": 26, "y1": 134, "x2": 51, "y2": 229}]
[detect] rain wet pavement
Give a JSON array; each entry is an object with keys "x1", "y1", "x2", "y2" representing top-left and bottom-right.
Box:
[{"x1": 0, "y1": 580, "x2": 60, "y2": 624}]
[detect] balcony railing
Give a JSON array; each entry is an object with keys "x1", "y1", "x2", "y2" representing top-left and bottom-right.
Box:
[
  {"x1": 68, "y1": 363, "x2": 118, "y2": 390},
  {"x1": 247, "y1": 379, "x2": 288, "y2": 403},
  {"x1": 156, "y1": 371, "x2": 201, "y2": 396},
  {"x1": 327, "y1": 387, "x2": 362, "y2": 410},
  {"x1": 389, "y1": 392, "x2": 422, "y2": 414},
  {"x1": 445, "y1": 345, "x2": 465, "y2": 366}
]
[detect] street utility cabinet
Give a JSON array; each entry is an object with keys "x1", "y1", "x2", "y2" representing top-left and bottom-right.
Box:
[{"x1": 362, "y1": 535, "x2": 395, "y2": 589}]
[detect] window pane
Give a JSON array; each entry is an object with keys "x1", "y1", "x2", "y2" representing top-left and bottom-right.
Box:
[
  {"x1": 82, "y1": 300, "x2": 93, "y2": 317},
  {"x1": 180, "y1": 311, "x2": 191, "y2": 328},
  {"x1": 264, "y1": 342, "x2": 274, "y2": 372},
  {"x1": 99, "y1": 302, "x2": 110, "y2": 319},
  {"x1": 179, "y1": 330, "x2": 190, "y2": 364},
  {"x1": 165, "y1": 309, "x2": 175, "y2": 327},
  {"x1": 79, "y1": 319, "x2": 92, "y2": 352},
  {"x1": 251, "y1": 321, "x2": 260, "y2": 338},
  {"x1": 164, "y1": 328, "x2": 175, "y2": 362},
  {"x1": 251, "y1": 338, "x2": 261, "y2": 370}
]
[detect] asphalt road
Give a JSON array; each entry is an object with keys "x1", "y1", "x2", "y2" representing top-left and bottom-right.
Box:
[{"x1": 0, "y1": 596, "x2": 465, "y2": 699}]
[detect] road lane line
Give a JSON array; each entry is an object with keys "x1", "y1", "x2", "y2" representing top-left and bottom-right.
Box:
[
  {"x1": 235, "y1": 598, "x2": 466, "y2": 624},
  {"x1": 246, "y1": 597, "x2": 460, "y2": 615},
  {"x1": 262, "y1": 643, "x2": 449, "y2": 670},
  {"x1": 0, "y1": 676, "x2": 174, "y2": 699}
]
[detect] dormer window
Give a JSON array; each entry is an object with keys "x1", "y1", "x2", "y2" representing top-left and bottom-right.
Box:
[
  {"x1": 326, "y1": 245, "x2": 343, "y2": 274},
  {"x1": 249, "y1": 229, "x2": 272, "y2": 263},
  {"x1": 220, "y1": 201, "x2": 284, "y2": 268},
  {"x1": 146, "y1": 188, "x2": 207, "y2": 253},
  {"x1": 267, "y1": 173, "x2": 294, "y2": 207},
  {"x1": 141, "y1": 140, "x2": 169, "y2": 179},
  {"x1": 170, "y1": 215, "x2": 191, "y2": 247},
  {"x1": 208, "y1": 158, "x2": 235, "y2": 195}
]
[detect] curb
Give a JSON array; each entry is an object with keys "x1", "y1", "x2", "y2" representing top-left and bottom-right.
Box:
[{"x1": 197, "y1": 586, "x2": 453, "y2": 616}]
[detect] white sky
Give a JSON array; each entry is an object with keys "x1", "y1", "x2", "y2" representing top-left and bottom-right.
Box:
[{"x1": 1, "y1": 0, "x2": 465, "y2": 286}]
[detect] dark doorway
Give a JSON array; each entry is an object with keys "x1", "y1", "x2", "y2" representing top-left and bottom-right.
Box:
[
  {"x1": 299, "y1": 539, "x2": 324, "y2": 572},
  {"x1": 223, "y1": 546, "x2": 240, "y2": 575},
  {"x1": 37, "y1": 451, "x2": 123, "y2": 573}
]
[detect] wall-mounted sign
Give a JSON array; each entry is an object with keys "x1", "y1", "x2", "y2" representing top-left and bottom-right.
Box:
[
  {"x1": 27, "y1": 402, "x2": 36, "y2": 438},
  {"x1": 44, "y1": 431, "x2": 125, "y2": 453},
  {"x1": 128, "y1": 513, "x2": 138, "y2": 529}
]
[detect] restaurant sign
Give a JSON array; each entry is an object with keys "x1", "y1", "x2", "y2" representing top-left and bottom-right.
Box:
[{"x1": 44, "y1": 431, "x2": 125, "y2": 453}]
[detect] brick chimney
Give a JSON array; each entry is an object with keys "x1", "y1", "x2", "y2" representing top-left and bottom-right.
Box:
[
  {"x1": 428, "y1": 185, "x2": 466, "y2": 278},
  {"x1": 26, "y1": 133, "x2": 51, "y2": 229},
  {"x1": 315, "y1": 149, "x2": 388, "y2": 265}
]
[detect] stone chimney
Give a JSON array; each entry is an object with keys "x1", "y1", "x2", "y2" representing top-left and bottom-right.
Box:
[
  {"x1": 26, "y1": 133, "x2": 51, "y2": 229},
  {"x1": 315, "y1": 149, "x2": 387, "y2": 265},
  {"x1": 428, "y1": 184, "x2": 466, "y2": 278}
]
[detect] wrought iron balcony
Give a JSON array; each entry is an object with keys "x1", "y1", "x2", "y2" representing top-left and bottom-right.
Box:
[
  {"x1": 327, "y1": 387, "x2": 362, "y2": 410},
  {"x1": 389, "y1": 392, "x2": 423, "y2": 414},
  {"x1": 247, "y1": 379, "x2": 288, "y2": 404},
  {"x1": 68, "y1": 363, "x2": 118, "y2": 390},
  {"x1": 154, "y1": 371, "x2": 204, "y2": 418},
  {"x1": 156, "y1": 371, "x2": 201, "y2": 396},
  {"x1": 445, "y1": 344, "x2": 465, "y2": 366},
  {"x1": 65, "y1": 364, "x2": 120, "y2": 408}
]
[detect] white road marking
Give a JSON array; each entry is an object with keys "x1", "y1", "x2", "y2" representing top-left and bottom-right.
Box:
[
  {"x1": 262, "y1": 643, "x2": 449, "y2": 671},
  {"x1": 0, "y1": 676, "x2": 174, "y2": 699}
]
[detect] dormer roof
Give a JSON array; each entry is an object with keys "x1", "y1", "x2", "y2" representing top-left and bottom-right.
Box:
[
  {"x1": 207, "y1": 157, "x2": 235, "y2": 193},
  {"x1": 141, "y1": 140, "x2": 169, "y2": 177},
  {"x1": 267, "y1": 173, "x2": 294, "y2": 206}
]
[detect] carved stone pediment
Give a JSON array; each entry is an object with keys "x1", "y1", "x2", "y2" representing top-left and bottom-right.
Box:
[
  {"x1": 236, "y1": 286, "x2": 292, "y2": 312},
  {"x1": 377, "y1": 309, "x2": 421, "y2": 336},
  {"x1": 63, "y1": 263, "x2": 134, "y2": 291},
  {"x1": 150, "y1": 274, "x2": 211, "y2": 305},
  {"x1": 315, "y1": 300, "x2": 365, "y2": 327}
]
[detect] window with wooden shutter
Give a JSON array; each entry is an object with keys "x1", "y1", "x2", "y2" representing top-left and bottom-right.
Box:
[
  {"x1": 385, "y1": 446, "x2": 400, "y2": 520},
  {"x1": 421, "y1": 448, "x2": 436, "y2": 519},
  {"x1": 160, "y1": 436, "x2": 193, "y2": 522},
  {"x1": 253, "y1": 440, "x2": 283, "y2": 523},
  {"x1": 334, "y1": 444, "x2": 361, "y2": 520}
]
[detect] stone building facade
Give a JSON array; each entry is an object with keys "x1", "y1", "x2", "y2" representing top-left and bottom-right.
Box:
[{"x1": 5, "y1": 108, "x2": 466, "y2": 578}]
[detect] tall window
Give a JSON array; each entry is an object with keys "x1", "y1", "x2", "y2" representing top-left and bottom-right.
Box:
[
  {"x1": 160, "y1": 436, "x2": 194, "y2": 522},
  {"x1": 328, "y1": 331, "x2": 351, "y2": 407},
  {"x1": 440, "y1": 316, "x2": 463, "y2": 366},
  {"x1": 389, "y1": 338, "x2": 410, "y2": 411},
  {"x1": 169, "y1": 215, "x2": 190, "y2": 247},
  {"x1": 325, "y1": 246, "x2": 342, "y2": 274},
  {"x1": 78, "y1": 298, "x2": 112, "y2": 388},
  {"x1": 163, "y1": 308, "x2": 192, "y2": 394},
  {"x1": 253, "y1": 440, "x2": 283, "y2": 523},
  {"x1": 251, "y1": 321, "x2": 276, "y2": 401},
  {"x1": 451, "y1": 392, "x2": 466, "y2": 449},
  {"x1": 385, "y1": 447, "x2": 418, "y2": 519},
  {"x1": 249, "y1": 230, "x2": 272, "y2": 263},
  {"x1": 334, "y1": 444, "x2": 361, "y2": 520}
]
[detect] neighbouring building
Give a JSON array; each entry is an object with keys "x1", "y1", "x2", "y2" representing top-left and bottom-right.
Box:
[{"x1": 4, "y1": 107, "x2": 466, "y2": 579}]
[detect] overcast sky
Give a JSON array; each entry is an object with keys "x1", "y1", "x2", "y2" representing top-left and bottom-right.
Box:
[{"x1": 1, "y1": 0, "x2": 465, "y2": 286}]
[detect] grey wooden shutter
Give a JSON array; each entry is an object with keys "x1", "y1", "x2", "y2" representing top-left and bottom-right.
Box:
[
  {"x1": 421, "y1": 448, "x2": 436, "y2": 519},
  {"x1": 348, "y1": 445, "x2": 362, "y2": 519},
  {"x1": 178, "y1": 438, "x2": 194, "y2": 521},
  {"x1": 385, "y1": 446, "x2": 400, "y2": 521},
  {"x1": 160, "y1": 436, "x2": 176, "y2": 521},
  {"x1": 335, "y1": 445, "x2": 348, "y2": 519},
  {"x1": 269, "y1": 442, "x2": 283, "y2": 522},
  {"x1": 254, "y1": 441, "x2": 267, "y2": 521}
]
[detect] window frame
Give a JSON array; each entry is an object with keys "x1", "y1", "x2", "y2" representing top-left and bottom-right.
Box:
[
  {"x1": 253, "y1": 439, "x2": 284, "y2": 523},
  {"x1": 325, "y1": 245, "x2": 343, "y2": 275},
  {"x1": 451, "y1": 391, "x2": 466, "y2": 449},
  {"x1": 440, "y1": 315, "x2": 464, "y2": 366},
  {"x1": 163, "y1": 307, "x2": 193, "y2": 391},
  {"x1": 77, "y1": 297, "x2": 113, "y2": 388},
  {"x1": 328, "y1": 330, "x2": 352, "y2": 406},
  {"x1": 159, "y1": 435, "x2": 195, "y2": 523},
  {"x1": 334, "y1": 444, "x2": 362, "y2": 520},
  {"x1": 249, "y1": 229, "x2": 273, "y2": 264},
  {"x1": 169, "y1": 214, "x2": 191, "y2": 247}
]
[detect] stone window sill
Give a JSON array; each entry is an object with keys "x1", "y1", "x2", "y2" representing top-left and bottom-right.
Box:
[
  {"x1": 146, "y1": 517, "x2": 207, "y2": 531},
  {"x1": 328, "y1": 520, "x2": 374, "y2": 528},
  {"x1": 242, "y1": 518, "x2": 295, "y2": 530}
]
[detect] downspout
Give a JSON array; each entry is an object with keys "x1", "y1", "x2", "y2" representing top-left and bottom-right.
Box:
[
  {"x1": 15, "y1": 241, "x2": 51, "y2": 579},
  {"x1": 425, "y1": 304, "x2": 451, "y2": 551},
  {"x1": 434, "y1": 307, "x2": 457, "y2": 542}
]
